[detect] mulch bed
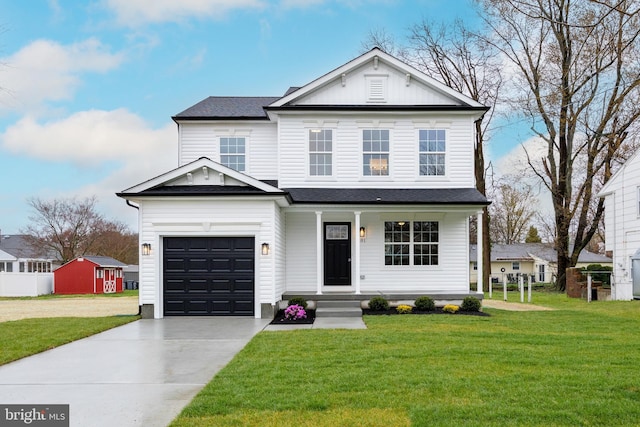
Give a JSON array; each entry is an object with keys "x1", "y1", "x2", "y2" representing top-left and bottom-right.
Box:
[
  {"x1": 362, "y1": 308, "x2": 490, "y2": 317},
  {"x1": 270, "y1": 309, "x2": 316, "y2": 325}
]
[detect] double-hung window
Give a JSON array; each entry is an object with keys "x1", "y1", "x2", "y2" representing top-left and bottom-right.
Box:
[
  {"x1": 220, "y1": 137, "x2": 246, "y2": 172},
  {"x1": 363, "y1": 129, "x2": 389, "y2": 176},
  {"x1": 309, "y1": 129, "x2": 332, "y2": 176},
  {"x1": 384, "y1": 221, "x2": 439, "y2": 266},
  {"x1": 512, "y1": 262, "x2": 520, "y2": 271},
  {"x1": 419, "y1": 129, "x2": 446, "y2": 176}
]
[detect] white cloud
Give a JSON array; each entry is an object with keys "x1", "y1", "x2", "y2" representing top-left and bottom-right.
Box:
[
  {"x1": 103, "y1": 0, "x2": 266, "y2": 26},
  {"x1": 1, "y1": 109, "x2": 174, "y2": 166},
  {"x1": 0, "y1": 38, "x2": 124, "y2": 115},
  {"x1": 1, "y1": 109, "x2": 176, "y2": 230}
]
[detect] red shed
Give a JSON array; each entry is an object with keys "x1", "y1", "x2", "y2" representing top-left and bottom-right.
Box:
[{"x1": 54, "y1": 256, "x2": 126, "y2": 294}]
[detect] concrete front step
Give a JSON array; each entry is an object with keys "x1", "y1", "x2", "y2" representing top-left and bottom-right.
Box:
[{"x1": 316, "y1": 300, "x2": 362, "y2": 318}]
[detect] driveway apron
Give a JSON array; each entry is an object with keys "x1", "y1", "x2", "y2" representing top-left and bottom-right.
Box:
[{"x1": 0, "y1": 318, "x2": 269, "y2": 427}]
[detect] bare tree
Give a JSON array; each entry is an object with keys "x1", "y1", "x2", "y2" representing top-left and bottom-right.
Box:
[
  {"x1": 490, "y1": 177, "x2": 538, "y2": 244},
  {"x1": 91, "y1": 220, "x2": 139, "y2": 265},
  {"x1": 363, "y1": 20, "x2": 502, "y2": 290},
  {"x1": 479, "y1": 0, "x2": 640, "y2": 289},
  {"x1": 22, "y1": 196, "x2": 136, "y2": 264}
]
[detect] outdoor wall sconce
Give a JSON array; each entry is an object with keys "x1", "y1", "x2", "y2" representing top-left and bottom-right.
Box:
[
  {"x1": 141, "y1": 243, "x2": 151, "y2": 256},
  {"x1": 360, "y1": 227, "x2": 366, "y2": 241},
  {"x1": 261, "y1": 242, "x2": 270, "y2": 255}
]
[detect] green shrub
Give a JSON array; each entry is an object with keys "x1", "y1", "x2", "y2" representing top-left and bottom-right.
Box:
[
  {"x1": 396, "y1": 304, "x2": 413, "y2": 314},
  {"x1": 461, "y1": 296, "x2": 482, "y2": 312},
  {"x1": 287, "y1": 297, "x2": 308, "y2": 309},
  {"x1": 368, "y1": 296, "x2": 389, "y2": 311},
  {"x1": 414, "y1": 296, "x2": 435, "y2": 311}
]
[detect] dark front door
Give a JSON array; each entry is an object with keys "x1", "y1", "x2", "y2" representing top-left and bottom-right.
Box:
[
  {"x1": 163, "y1": 237, "x2": 255, "y2": 316},
  {"x1": 324, "y1": 223, "x2": 351, "y2": 286}
]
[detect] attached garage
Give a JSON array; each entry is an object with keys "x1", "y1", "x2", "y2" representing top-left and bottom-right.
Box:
[{"x1": 163, "y1": 237, "x2": 255, "y2": 316}]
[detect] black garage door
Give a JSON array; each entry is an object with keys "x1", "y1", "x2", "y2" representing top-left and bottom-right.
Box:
[{"x1": 163, "y1": 237, "x2": 255, "y2": 316}]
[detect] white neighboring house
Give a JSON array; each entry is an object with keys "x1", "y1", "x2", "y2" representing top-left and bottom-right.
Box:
[
  {"x1": 598, "y1": 150, "x2": 640, "y2": 300},
  {"x1": 0, "y1": 234, "x2": 55, "y2": 296},
  {"x1": 469, "y1": 243, "x2": 612, "y2": 284},
  {"x1": 118, "y1": 48, "x2": 490, "y2": 319}
]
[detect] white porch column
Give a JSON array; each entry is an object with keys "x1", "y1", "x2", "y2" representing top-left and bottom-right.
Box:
[
  {"x1": 316, "y1": 211, "x2": 323, "y2": 295},
  {"x1": 354, "y1": 211, "x2": 361, "y2": 295},
  {"x1": 476, "y1": 211, "x2": 484, "y2": 295}
]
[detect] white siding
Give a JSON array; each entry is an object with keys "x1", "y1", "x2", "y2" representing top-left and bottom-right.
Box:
[
  {"x1": 178, "y1": 122, "x2": 278, "y2": 180},
  {"x1": 284, "y1": 208, "x2": 472, "y2": 294},
  {"x1": 277, "y1": 114, "x2": 475, "y2": 188},
  {"x1": 293, "y1": 60, "x2": 457, "y2": 106},
  {"x1": 137, "y1": 198, "x2": 279, "y2": 318},
  {"x1": 602, "y1": 151, "x2": 640, "y2": 300}
]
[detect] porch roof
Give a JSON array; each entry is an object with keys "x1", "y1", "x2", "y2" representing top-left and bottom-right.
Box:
[{"x1": 284, "y1": 187, "x2": 489, "y2": 205}]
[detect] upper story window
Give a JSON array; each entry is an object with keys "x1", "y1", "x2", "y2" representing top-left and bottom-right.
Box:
[
  {"x1": 512, "y1": 262, "x2": 520, "y2": 270},
  {"x1": 220, "y1": 137, "x2": 246, "y2": 172},
  {"x1": 384, "y1": 221, "x2": 439, "y2": 266},
  {"x1": 363, "y1": 129, "x2": 389, "y2": 176},
  {"x1": 419, "y1": 129, "x2": 446, "y2": 176},
  {"x1": 309, "y1": 129, "x2": 332, "y2": 176}
]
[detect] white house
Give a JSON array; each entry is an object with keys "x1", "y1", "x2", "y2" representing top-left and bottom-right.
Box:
[
  {"x1": 469, "y1": 243, "x2": 612, "y2": 284},
  {"x1": 598, "y1": 150, "x2": 640, "y2": 300},
  {"x1": 118, "y1": 48, "x2": 490, "y2": 318},
  {"x1": 0, "y1": 234, "x2": 55, "y2": 296}
]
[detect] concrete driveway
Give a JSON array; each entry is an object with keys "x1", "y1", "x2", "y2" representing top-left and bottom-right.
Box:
[{"x1": 0, "y1": 318, "x2": 269, "y2": 427}]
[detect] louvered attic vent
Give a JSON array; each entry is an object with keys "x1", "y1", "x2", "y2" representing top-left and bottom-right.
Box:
[{"x1": 366, "y1": 75, "x2": 388, "y2": 103}]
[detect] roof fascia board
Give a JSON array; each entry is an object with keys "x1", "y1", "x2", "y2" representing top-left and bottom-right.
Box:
[{"x1": 119, "y1": 157, "x2": 281, "y2": 195}]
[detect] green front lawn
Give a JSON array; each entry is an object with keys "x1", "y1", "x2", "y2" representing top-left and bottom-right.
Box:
[
  {"x1": 172, "y1": 293, "x2": 640, "y2": 426},
  {"x1": 0, "y1": 316, "x2": 139, "y2": 365}
]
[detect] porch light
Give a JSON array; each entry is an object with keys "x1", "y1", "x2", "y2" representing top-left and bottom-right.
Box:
[
  {"x1": 141, "y1": 243, "x2": 151, "y2": 256},
  {"x1": 359, "y1": 226, "x2": 366, "y2": 240},
  {"x1": 261, "y1": 242, "x2": 270, "y2": 255}
]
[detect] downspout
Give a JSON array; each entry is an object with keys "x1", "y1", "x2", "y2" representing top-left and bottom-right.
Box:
[{"x1": 125, "y1": 199, "x2": 142, "y2": 315}]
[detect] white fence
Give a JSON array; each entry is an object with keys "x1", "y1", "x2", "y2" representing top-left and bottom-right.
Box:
[{"x1": 0, "y1": 272, "x2": 54, "y2": 296}]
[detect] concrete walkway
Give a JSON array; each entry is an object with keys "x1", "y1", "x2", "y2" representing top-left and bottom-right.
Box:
[{"x1": 0, "y1": 318, "x2": 269, "y2": 427}]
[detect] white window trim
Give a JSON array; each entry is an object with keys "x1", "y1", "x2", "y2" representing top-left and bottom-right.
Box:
[
  {"x1": 307, "y1": 128, "x2": 335, "y2": 180},
  {"x1": 219, "y1": 136, "x2": 248, "y2": 173},
  {"x1": 637, "y1": 186, "x2": 640, "y2": 218},
  {"x1": 383, "y1": 220, "x2": 440, "y2": 267},
  {"x1": 361, "y1": 128, "x2": 392, "y2": 179},
  {"x1": 416, "y1": 128, "x2": 449, "y2": 180}
]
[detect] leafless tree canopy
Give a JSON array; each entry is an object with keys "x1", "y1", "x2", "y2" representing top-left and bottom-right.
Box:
[
  {"x1": 22, "y1": 196, "x2": 138, "y2": 264},
  {"x1": 489, "y1": 176, "x2": 538, "y2": 244},
  {"x1": 478, "y1": 0, "x2": 640, "y2": 289}
]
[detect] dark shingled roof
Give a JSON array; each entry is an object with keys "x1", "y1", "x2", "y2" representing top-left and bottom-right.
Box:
[
  {"x1": 173, "y1": 96, "x2": 281, "y2": 120},
  {"x1": 284, "y1": 187, "x2": 489, "y2": 205},
  {"x1": 118, "y1": 185, "x2": 488, "y2": 205}
]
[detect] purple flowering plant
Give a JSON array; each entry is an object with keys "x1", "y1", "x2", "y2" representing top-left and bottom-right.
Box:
[{"x1": 284, "y1": 304, "x2": 307, "y2": 320}]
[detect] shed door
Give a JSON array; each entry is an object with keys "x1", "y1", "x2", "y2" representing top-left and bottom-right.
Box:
[
  {"x1": 104, "y1": 269, "x2": 116, "y2": 293},
  {"x1": 163, "y1": 237, "x2": 255, "y2": 316}
]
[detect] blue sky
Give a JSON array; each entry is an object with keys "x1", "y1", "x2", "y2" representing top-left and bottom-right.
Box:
[{"x1": 0, "y1": 0, "x2": 527, "y2": 234}]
